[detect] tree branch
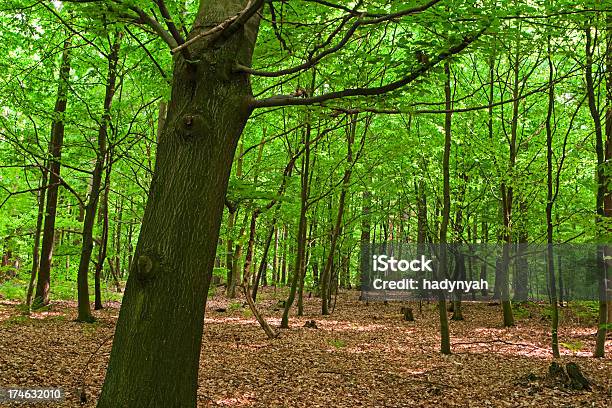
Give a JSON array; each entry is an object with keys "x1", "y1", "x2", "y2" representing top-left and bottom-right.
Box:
[
  {"x1": 236, "y1": 0, "x2": 442, "y2": 77},
  {"x1": 252, "y1": 26, "x2": 487, "y2": 108},
  {"x1": 129, "y1": 5, "x2": 178, "y2": 49},
  {"x1": 153, "y1": 0, "x2": 185, "y2": 45},
  {"x1": 216, "y1": 0, "x2": 265, "y2": 42},
  {"x1": 171, "y1": 0, "x2": 264, "y2": 55},
  {"x1": 125, "y1": 27, "x2": 169, "y2": 81}
]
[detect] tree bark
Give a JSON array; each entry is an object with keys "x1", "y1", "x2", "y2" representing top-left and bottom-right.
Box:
[
  {"x1": 77, "y1": 33, "x2": 121, "y2": 322},
  {"x1": 252, "y1": 217, "x2": 277, "y2": 302},
  {"x1": 281, "y1": 126, "x2": 310, "y2": 328},
  {"x1": 26, "y1": 165, "x2": 47, "y2": 307},
  {"x1": 499, "y1": 33, "x2": 521, "y2": 327},
  {"x1": 95, "y1": 164, "x2": 112, "y2": 310},
  {"x1": 321, "y1": 115, "x2": 362, "y2": 315},
  {"x1": 242, "y1": 211, "x2": 278, "y2": 339},
  {"x1": 438, "y1": 61, "x2": 452, "y2": 354},
  {"x1": 586, "y1": 19, "x2": 611, "y2": 358},
  {"x1": 97, "y1": 3, "x2": 261, "y2": 406},
  {"x1": 33, "y1": 38, "x2": 72, "y2": 308},
  {"x1": 545, "y1": 39, "x2": 560, "y2": 358}
]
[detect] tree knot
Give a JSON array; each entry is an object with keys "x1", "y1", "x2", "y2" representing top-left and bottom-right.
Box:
[{"x1": 137, "y1": 254, "x2": 157, "y2": 282}]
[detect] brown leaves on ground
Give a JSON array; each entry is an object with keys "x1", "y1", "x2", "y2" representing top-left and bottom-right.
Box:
[{"x1": 0, "y1": 291, "x2": 610, "y2": 407}]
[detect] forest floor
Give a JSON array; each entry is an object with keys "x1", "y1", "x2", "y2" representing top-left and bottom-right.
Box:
[{"x1": 0, "y1": 288, "x2": 611, "y2": 407}]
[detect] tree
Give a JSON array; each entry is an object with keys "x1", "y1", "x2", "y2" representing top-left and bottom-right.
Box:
[
  {"x1": 76, "y1": 31, "x2": 121, "y2": 322},
  {"x1": 32, "y1": 38, "x2": 72, "y2": 308}
]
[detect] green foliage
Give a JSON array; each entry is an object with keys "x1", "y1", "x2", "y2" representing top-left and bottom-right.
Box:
[
  {"x1": 559, "y1": 341, "x2": 584, "y2": 352},
  {"x1": 570, "y1": 301, "x2": 600, "y2": 322},
  {"x1": 512, "y1": 304, "x2": 532, "y2": 319},
  {"x1": 329, "y1": 339, "x2": 347, "y2": 349}
]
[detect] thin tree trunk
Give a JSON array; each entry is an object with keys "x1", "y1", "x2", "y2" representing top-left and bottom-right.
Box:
[
  {"x1": 95, "y1": 161, "x2": 112, "y2": 310},
  {"x1": 322, "y1": 115, "x2": 362, "y2": 315},
  {"x1": 438, "y1": 61, "x2": 452, "y2": 354},
  {"x1": 281, "y1": 126, "x2": 310, "y2": 328},
  {"x1": 272, "y1": 226, "x2": 278, "y2": 285},
  {"x1": 76, "y1": 33, "x2": 120, "y2": 321},
  {"x1": 586, "y1": 20, "x2": 610, "y2": 358},
  {"x1": 242, "y1": 211, "x2": 277, "y2": 339},
  {"x1": 499, "y1": 34, "x2": 521, "y2": 327},
  {"x1": 545, "y1": 39, "x2": 560, "y2": 358},
  {"x1": 33, "y1": 39, "x2": 72, "y2": 308},
  {"x1": 26, "y1": 166, "x2": 47, "y2": 307},
  {"x1": 281, "y1": 226, "x2": 288, "y2": 285},
  {"x1": 252, "y1": 218, "x2": 276, "y2": 302}
]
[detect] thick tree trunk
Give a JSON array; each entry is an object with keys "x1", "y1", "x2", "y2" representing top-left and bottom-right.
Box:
[
  {"x1": 588, "y1": 18, "x2": 612, "y2": 358},
  {"x1": 604, "y1": 15, "x2": 612, "y2": 354},
  {"x1": 33, "y1": 39, "x2": 72, "y2": 308},
  {"x1": 97, "y1": 3, "x2": 260, "y2": 406}
]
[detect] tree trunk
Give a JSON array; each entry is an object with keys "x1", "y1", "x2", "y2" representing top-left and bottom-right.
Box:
[
  {"x1": 451, "y1": 171, "x2": 467, "y2": 321},
  {"x1": 586, "y1": 18, "x2": 611, "y2": 358},
  {"x1": 545, "y1": 39, "x2": 560, "y2": 358},
  {"x1": 97, "y1": 4, "x2": 261, "y2": 406},
  {"x1": 281, "y1": 226, "x2": 288, "y2": 285},
  {"x1": 499, "y1": 35, "x2": 521, "y2": 328},
  {"x1": 322, "y1": 115, "x2": 361, "y2": 315},
  {"x1": 33, "y1": 39, "x2": 72, "y2": 308},
  {"x1": 242, "y1": 211, "x2": 277, "y2": 339},
  {"x1": 95, "y1": 164, "x2": 112, "y2": 310},
  {"x1": 112, "y1": 196, "x2": 123, "y2": 292},
  {"x1": 26, "y1": 165, "x2": 47, "y2": 307},
  {"x1": 272, "y1": 226, "x2": 278, "y2": 285},
  {"x1": 252, "y1": 218, "x2": 276, "y2": 302},
  {"x1": 77, "y1": 33, "x2": 120, "y2": 322},
  {"x1": 437, "y1": 61, "x2": 452, "y2": 354},
  {"x1": 281, "y1": 125, "x2": 310, "y2": 328}
]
